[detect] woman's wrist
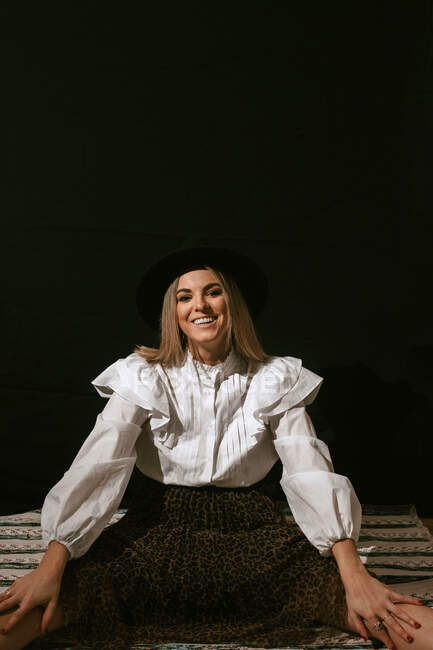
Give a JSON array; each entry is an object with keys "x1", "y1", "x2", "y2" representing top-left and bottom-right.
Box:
[
  {"x1": 331, "y1": 538, "x2": 367, "y2": 584},
  {"x1": 38, "y1": 540, "x2": 71, "y2": 577}
]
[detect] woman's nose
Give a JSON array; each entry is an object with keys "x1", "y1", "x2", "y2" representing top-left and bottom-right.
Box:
[{"x1": 192, "y1": 294, "x2": 207, "y2": 311}]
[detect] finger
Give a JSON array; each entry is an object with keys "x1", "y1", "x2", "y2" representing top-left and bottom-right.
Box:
[
  {"x1": 0, "y1": 594, "x2": 18, "y2": 613},
  {"x1": 0, "y1": 590, "x2": 13, "y2": 602},
  {"x1": 388, "y1": 603, "x2": 422, "y2": 629},
  {"x1": 379, "y1": 631, "x2": 396, "y2": 650},
  {"x1": 354, "y1": 615, "x2": 369, "y2": 642},
  {"x1": 388, "y1": 590, "x2": 424, "y2": 605},
  {"x1": 41, "y1": 599, "x2": 57, "y2": 635},
  {"x1": 369, "y1": 624, "x2": 396, "y2": 650},
  {"x1": 1, "y1": 605, "x2": 28, "y2": 634},
  {"x1": 382, "y1": 612, "x2": 415, "y2": 644}
]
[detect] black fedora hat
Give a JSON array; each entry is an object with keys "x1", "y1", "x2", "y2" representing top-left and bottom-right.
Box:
[{"x1": 136, "y1": 237, "x2": 269, "y2": 331}]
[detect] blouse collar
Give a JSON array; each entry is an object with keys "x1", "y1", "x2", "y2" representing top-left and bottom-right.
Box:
[{"x1": 186, "y1": 347, "x2": 243, "y2": 384}]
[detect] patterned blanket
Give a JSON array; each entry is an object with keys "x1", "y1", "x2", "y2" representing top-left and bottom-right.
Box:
[{"x1": 1, "y1": 503, "x2": 433, "y2": 649}]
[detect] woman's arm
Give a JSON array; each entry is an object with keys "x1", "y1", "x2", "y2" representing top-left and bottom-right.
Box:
[
  {"x1": 269, "y1": 405, "x2": 362, "y2": 555},
  {"x1": 0, "y1": 394, "x2": 148, "y2": 638},
  {"x1": 332, "y1": 538, "x2": 424, "y2": 646},
  {"x1": 41, "y1": 392, "x2": 148, "y2": 559},
  {"x1": 269, "y1": 405, "x2": 425, "y2": 647}
]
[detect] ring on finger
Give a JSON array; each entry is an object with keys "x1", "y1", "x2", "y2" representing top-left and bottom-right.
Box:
[{"x1": 373, "y1": 619, "x2": 384, "y2": 632}]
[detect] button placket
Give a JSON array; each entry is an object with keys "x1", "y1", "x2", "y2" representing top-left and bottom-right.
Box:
[{"x1": 208, "y1": 372, "x2": 223, "y2": 483}]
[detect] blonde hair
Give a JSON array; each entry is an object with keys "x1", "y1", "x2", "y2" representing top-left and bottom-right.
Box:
[{"x1": 133, "y1": 266, "x2": 269, "y2": 367}]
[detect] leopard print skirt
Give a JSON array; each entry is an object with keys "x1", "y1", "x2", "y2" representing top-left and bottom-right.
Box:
[{"x1": 40, "y1": 466, "x2": 350, "y2": 649}]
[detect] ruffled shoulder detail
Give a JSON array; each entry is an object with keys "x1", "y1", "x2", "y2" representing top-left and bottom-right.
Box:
[
  {"x1": 246, "y1": 355, "x2": 324, "y2": 424},
  {"x1": 90, "y1": 353, "x2": 170, "y2": 432}
]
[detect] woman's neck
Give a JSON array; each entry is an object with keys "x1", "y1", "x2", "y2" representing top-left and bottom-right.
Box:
[{"x1": 188, "y1": 342, "x2": 230, "y2": 366}]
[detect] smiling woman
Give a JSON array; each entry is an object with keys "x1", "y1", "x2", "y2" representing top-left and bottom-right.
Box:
[
  {"x1": 1, "y1": 240, "x2": 433, "y2": 650},
  {"x1": 134, "y1": 252, "x2": 269, "y2": 368}
]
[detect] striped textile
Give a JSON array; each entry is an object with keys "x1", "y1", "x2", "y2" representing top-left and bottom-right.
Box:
[{"x1": 1, "y1": 504, "x2": 432, "y2": 649}]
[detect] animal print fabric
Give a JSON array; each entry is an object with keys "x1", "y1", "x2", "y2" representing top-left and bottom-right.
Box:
[{"x1": 41, "y1": 469, "x2": 350, "y2": 649}]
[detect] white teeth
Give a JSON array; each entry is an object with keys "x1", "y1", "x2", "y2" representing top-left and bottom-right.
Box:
[{"x1": 193, "y1": 317, "x2": 215, "y2": 325}]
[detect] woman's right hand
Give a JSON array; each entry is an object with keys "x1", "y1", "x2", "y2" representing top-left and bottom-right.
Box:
[{"x1": 0, "y1": 540, "x2": 69, "y2": 636}]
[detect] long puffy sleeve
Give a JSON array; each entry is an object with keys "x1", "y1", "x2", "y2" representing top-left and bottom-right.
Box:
[
  {"x1": 270, "y1": 405, "x2": 362, "y2": 556},
  {"x1": 253, "y1": 356, "x2": 361, "y2": 556},
  {"x1": 41, "y1": 392, "x2": 149, "y2": 560}
]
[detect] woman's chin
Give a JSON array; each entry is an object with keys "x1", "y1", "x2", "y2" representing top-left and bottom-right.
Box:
[
  {"x1": 187, "y1": 328, "x2": 226, "y2": 347},
  {"x1": 190, "y1": 333, "x2": 220, "y2": 344}
]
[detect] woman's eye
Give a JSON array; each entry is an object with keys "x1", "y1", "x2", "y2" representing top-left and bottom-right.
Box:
[{"x1": 177, "y1": 290, "x2": 221, "y2": 302}]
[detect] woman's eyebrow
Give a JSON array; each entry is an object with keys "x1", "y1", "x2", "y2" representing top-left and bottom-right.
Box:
[{"x1": 176, "y1": 282, "x2": 221, "y2": 295}]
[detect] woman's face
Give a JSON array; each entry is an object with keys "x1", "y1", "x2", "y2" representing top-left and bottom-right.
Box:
[{"x1": 176, "y1": 268, "x2": 230, "y2": 358}]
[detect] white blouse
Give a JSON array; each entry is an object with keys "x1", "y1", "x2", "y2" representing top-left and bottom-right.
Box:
[{"x1": 41, "y1": 348, "x2": 362, "y2": 560}]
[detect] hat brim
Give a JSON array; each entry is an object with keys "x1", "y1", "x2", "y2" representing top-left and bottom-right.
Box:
[{"x1": 136, "y1": 245, "x2": 268, "y2": 331}]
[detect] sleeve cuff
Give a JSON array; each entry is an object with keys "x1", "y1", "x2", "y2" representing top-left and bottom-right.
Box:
[{"x1": 42, "y1": 532, "x2": 76, "y2": 560}]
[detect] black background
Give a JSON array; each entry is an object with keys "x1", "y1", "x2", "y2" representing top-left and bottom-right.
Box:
[{"x1": 2, "y1": 2, "x2": 432, "y2": 515}]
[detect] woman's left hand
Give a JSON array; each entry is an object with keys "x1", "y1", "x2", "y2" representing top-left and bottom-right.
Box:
[{"x1": 344, "y1": 568, "x2": 423, "y2": 646}]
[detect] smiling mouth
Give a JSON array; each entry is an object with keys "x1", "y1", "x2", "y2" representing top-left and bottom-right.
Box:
[{"x1": 192, "y1": 316, "x2": 217, "y2": 326}]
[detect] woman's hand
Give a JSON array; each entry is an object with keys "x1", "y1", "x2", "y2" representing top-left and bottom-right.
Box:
[
  {"x1": 0, "y1": 540, "x2": 69, "y2": 636},
  {"x1": 0, "y1": 565, "x2": 62, "y2": 635},
  {"x1": 332, "y1": 538, "x2": 424, "y2": 649},
  {"x1": 344, "y1": 568, "x2": 423, "y2": 648}
]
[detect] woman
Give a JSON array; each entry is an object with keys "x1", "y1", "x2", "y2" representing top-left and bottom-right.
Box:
[{"x1": 0, "y1": 242, "x2": 432, "y2": 650}]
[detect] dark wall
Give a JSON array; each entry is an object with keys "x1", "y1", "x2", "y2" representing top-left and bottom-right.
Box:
[{"x1": 2, "y1": 3, "x2": 432, "y2": 515}]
